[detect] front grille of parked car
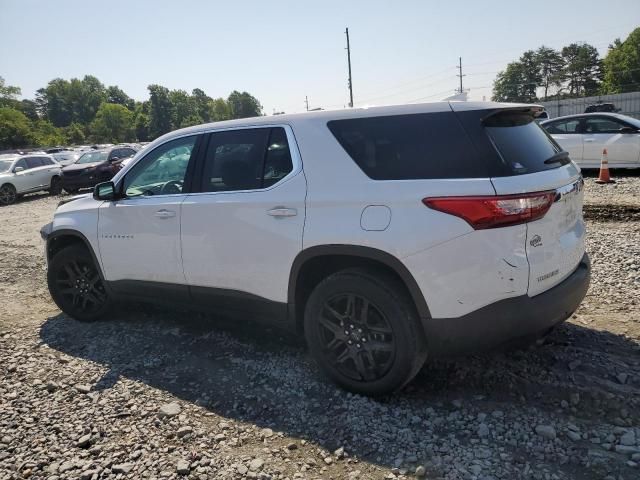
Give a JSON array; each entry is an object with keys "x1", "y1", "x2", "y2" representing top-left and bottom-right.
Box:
[{"x1": 63, "y1": 169, "x2": 86, "y2": 177}]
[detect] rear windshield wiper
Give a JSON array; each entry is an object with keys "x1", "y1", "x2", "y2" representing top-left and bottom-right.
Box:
[{"x1": 543, "y1": 151, "x2": 570, "y2": 165}]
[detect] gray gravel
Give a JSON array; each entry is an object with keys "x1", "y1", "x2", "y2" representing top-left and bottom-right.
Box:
[{"x1": 1, "y1": 178, "x2": 639, "y2": 480}]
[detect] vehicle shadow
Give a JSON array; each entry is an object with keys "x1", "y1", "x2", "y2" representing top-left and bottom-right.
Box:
[{"x1": 39, "y1": 305, "x2": 640, "y2": 471}]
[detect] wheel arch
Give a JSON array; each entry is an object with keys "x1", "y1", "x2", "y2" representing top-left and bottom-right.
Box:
[
  {"x1": 47, "y1": 229, "x2": 105, "y2": 281},
  {"x1": 288, "y1": 245, "x2": 431, "y2": 332}
]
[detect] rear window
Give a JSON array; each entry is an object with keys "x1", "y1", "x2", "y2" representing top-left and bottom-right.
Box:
[
  {"x1": 483, "y1": 111, "x2": 563, "y2": 174},
  {"x1": 327, "y1": 112, "x2": 486, "y2": 180}
]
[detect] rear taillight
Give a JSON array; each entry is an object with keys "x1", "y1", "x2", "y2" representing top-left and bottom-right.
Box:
[{"x1": 423, "y1": 191, "x2": 556, "y2": 229}]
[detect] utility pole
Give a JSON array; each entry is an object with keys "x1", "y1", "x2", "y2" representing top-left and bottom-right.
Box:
[
  {"x1": 456, "y1": 57, "x2": 465, "y2": 94},
  {"x1": 345, "y1": 27, "x2": 354, "y2": 107},
  {"x1": 305, "y1": 95, "x2": 309, "y2": 111}
]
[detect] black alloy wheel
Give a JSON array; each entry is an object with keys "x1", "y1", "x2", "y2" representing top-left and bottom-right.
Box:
[
  {"x1": 0, "y1": 184, "x2": 17, "y2": 205},
  {"x1": 47, "y1": 245, "x2": 112, "y2": 321},
  {"x1": 318, "y1": 293, "x2": 395, "y2": 382}
]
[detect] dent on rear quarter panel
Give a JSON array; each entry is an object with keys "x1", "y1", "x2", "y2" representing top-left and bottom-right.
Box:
[{"x1": 402, "y1": 224, "x2": 529, "y2": 319}]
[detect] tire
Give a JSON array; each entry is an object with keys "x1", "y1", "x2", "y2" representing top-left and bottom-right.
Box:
[
  {"x1": 304, "y1": 268, "x2": 427, "y2": 396},
  {"x1": 49, "y1": 176, "x2": 62, "y2": 195},
  {"x1": 0, "y1": 184, "x2": 17, "y2": 206},
  {"x1": 47, "y1": 244, "x2": 112, "y2": 321},
  {"x1": 64, "y1": 187, "x2": 79, "y2": 194}
]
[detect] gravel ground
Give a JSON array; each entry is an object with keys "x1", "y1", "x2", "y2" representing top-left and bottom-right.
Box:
[{"x1": 1, "y1": 177, "x2": 639, "y2": 480}]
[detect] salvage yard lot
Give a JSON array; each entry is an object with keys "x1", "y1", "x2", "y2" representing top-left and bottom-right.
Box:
[{"x1": 1, "y1": 176, "x2": 639, "y2": 480}]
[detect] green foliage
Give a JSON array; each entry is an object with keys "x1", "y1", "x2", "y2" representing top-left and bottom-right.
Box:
[
  {"x1": 561, "y1": 43, "x2": 601, "y2": 96},
  {"x1": 602, "y1": 27, "x2": 640, "y2": 93},
  {"x1": 65, "y1": 122, "x2": 86, "y2": 145},
  {"x1": 536, "y1": 46, "x2": 565, "y2": 100},
  {"x1": 90, "y1": 103, "x2": 134, "y2": 143},
  {"x1": 0, "y1": 107, "x2": 32, "y2": 148},
  {"x1": 228, "y1": 91, "x2": 263, "y2": 118},
  {"x1": 31, "y1": 120, "x2": 66, "y2": 147},
  {"x1": 492, "y1": 62, "x2": 531, "y2": 102},
  {"x1": 0, "y1": 77, "x2": 21, "y2": 107},
  {"x1": 0, "y1": 74, "x2": 261, "y2": 148},
  {"x1": 147, "y1": 84, "x2": 174, "y2": 139}
]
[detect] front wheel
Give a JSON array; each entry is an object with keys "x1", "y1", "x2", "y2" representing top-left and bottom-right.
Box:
[
  {"x1": 47, "y1": 245, "x2": 112, "y2": 321},
  {"x1": 0, "y1": 184, "x2": 17, "y2": 206},
  {"x1": 64, "y1": 187, "x2": 79, "y2": 194},
  {"x1": 304, "y1": 268, "x2": 427, "y2": 396}
]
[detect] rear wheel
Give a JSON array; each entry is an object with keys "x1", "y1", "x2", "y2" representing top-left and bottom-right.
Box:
[
  {"x1": 47, "y1": 245, "x2": 112, "y2": 321},
  {"x1": 0, "y1": 184, "x2": 17, "y2": 206},
  {"x1": 49, "y1": 176, "x2": 62, "y2": 195},
  {"x1": 304, "y1": 268, "x2": 427, "y2": 396}
]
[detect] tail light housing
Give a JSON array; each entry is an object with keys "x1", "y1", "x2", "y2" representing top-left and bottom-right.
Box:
[{"x1": 423, "y1": 191, "x2": 556, "y2": 229}]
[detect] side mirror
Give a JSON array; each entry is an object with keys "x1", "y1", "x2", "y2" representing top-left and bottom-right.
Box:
[
  {"x1": 14, "y1": 166, "x2": 24, "y2": 173},
  {"x1": 620, "y1": 127, "x2": 638, "y2": 134},
  {"x1": 110, "y1": 156, "x2": 120, "y2": 162},
  {"x1": 94, "y1": 181, "x2": 117, "y2": 201}
]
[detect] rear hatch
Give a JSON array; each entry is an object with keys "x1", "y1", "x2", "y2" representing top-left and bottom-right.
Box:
[{"x1": 452, "y1": 103, "x2": 585, "y2": 297}]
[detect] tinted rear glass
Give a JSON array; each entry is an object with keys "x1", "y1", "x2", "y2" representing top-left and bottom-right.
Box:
[
  {"x1": 327, "y1": 112, "x2": 487, "y2": 180},
  {"x1": 484, "y1": 111, "x2": 562, "y2": 174}
]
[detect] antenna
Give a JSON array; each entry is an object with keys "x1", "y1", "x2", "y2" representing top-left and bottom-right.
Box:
[{"x1": 345, "y1": 28, "x2": 354, "y2": 107}]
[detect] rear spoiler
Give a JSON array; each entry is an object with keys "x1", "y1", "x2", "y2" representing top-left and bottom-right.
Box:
[{"x1": 448, "y1": 102, "x2": 545, "y2": 124}]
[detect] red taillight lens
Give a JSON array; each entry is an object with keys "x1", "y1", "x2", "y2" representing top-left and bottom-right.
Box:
[{"x1": 423, "y1": 191, "x2": 556, "y2": 229}]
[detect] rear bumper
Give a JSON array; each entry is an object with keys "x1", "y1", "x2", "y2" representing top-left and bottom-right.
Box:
[{"x1": 423, "y1": 253, "x2": 590, "y2": 356}]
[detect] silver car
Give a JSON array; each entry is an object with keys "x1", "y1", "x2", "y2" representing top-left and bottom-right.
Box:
[
  {"x1": 0, "y1": 154, "x2": 62, "y2": 205},
  {"x1": 541, "y1": 113, "x2": 640, "y2": 169}
]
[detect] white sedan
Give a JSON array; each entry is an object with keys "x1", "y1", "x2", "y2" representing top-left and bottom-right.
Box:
[
  {"x1": 541, "y1": 113, "x2": 640, "y2": 169},
  {"x1": 0, "y1": 154, "x2": 62, "y2": 205}
]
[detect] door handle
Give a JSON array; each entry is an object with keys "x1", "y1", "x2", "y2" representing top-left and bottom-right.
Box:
[
  {"x1": 267, "y1": 207, "x2": 297, "y2": 217},
  {"x1": 154, "y1": 209, "x2": 176, "y2": 219},
  {"x1": 584, "y1": 138, "x2": 595, "y2": 142}
]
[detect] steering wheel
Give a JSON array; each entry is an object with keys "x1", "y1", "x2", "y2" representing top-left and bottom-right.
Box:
[{"x1": 161, "y1": 180, "x2": 183, "y2": 195}]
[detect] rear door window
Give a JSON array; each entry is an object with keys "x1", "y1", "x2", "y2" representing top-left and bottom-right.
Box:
[
  {"x1": 483, "y1": 111, "x2": 563, "y2": 174},
  {"x1": 327, "y1": 112, "x2": 486, "y2": 179},
  {"x1": 25, "y1": 157, "x2": 44, "y2": 168},
  {"x1": 544, "y1": 119, "x2": 581, "y2": 134}
]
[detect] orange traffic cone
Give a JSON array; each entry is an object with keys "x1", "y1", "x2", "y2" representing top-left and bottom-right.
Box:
[{"x1": 595, "y1": 148, "x2": 615, "y2": 184}]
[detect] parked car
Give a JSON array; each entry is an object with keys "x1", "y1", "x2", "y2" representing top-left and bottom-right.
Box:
[
  {"x1": 51, "y1": 149, "x2": 81, "y2": 166},
  {"x1": 41, "y1": 102, "x2": 590, "y2": 395},
  {"x1": 0, "y1": 154, "x2": 62, "y2": 205},
  {"x1": 584, "y1": 103, "x2": 617, "y2": 113},
  {"x1": 541, "y1": 113, "x2": 640, "y2": 168},
  {"x1": 60, "y1": 146, "x2": 137, "y2": 193}
]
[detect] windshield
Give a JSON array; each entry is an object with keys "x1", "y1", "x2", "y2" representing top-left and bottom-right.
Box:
[
  {"x1": 0, "y1": 159, "x2": 15, "y2": 173},
  {"x1": 76, "y1": 151, "x2": 108, "y2": 164}
]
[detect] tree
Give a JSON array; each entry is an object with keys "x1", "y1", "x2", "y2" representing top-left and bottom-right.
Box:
[
  {"x1": 492, "y1": 62, "x2": 530, "y2": 102},
  {"x1": 169, "y1": 89, "x2": 198, "y2": 128},
  {"x1": 561, "y1": 43, "x2": 601, "y2": 96},
  {"x1": 227, "y1": 91, "x2": 262, "y2": 118},
  {"x1": 210, "y1": 97, "x2": 231, "y2": 121},
  {"x1": 192, "y1": 88, "x2": 213, "y2": 123},
  {"x1": 65, "y1": 122, "x2": 86, "y2": 145},
  {"x1": 133, "y1": 102, "x2": 150, "y2": 141},
  {"x1": 602, "y1": 27, "x2": 640, "y2": 93},
  {"x1": 35, "y1": 75, "x2": 106, "y2": 127},
  {"x1": 90, "y1": 103, "x2": 134, "y2": 143},
  {"x1": 0, "y1": 107, "x2": 32, "y2": 149},
  {"x1": 147, "y1": 84, "x2": 173, "y2": 139},
  {"x1": 106, "y1": 85, "x2": 135, "y2": 110},
  {"x1": 519, "y1": 50, "x2": 542, "y2": 101},
  {"x1": 31, "y1": 120, "x2": 66, "y2": 147},
  {"x1": 0, "y1": 76, "x2": 21, "y2": 108},
  {"x1": 536, "y1": 46, "x2": 564, "y2": 100},
  {"x1": 19, "y1": 100, "x2": 39, "y2": 121}
]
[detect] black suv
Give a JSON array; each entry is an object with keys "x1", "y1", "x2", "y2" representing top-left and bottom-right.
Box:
[{"x1": 61, "y1": 146, "x2": 137, "y2": 193}]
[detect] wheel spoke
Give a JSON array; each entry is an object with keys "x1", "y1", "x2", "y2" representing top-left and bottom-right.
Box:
[
  {"x1": 345, "y1": 294, "x2": 356, "y2": 318},
  {"x1": 323, "y1": 303, "x2": 346, "y2": 323},
  {"x1": 365, "y1": 340, "x2": 394, "y2": 353},
  {"x1": 335, "y1": 348, "x2": 352, "y2": 364},
  {"x1": 318, "y1": 314, "x2": 344, "y2": 337},
  {"x1": 358, "y1": 298, "x2": 369, "y2": 324},
  {"x1": 353, "y1": 352, "x2": 372, "y2": 380},
  {"x1": 325, "y1": 336, "x2": 344, "y2": 352}
]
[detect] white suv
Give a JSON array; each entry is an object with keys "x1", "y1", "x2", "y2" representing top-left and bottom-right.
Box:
[
  {"x1": 41, "y1": 102, "x2": 590, "y2": 395},
  {"x1": 1, "y1": 154, "x2": 62, "y2": 205}
]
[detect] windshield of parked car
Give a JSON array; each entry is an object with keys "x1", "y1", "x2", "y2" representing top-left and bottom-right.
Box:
[
  {"x1": 76, "y1": 151, "x2": 108, "y2": 164},
  {"x1": 0, "y1": 159, "x2": 16, "y2": 173}
]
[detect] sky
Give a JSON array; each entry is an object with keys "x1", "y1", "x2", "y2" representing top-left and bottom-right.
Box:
[{"x1": 1, "y1": 0, "x2": 639, "y2": 115}]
